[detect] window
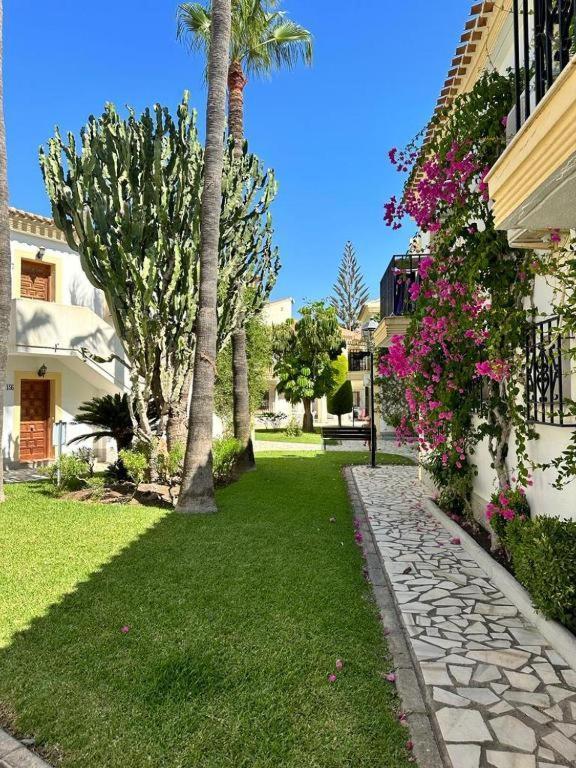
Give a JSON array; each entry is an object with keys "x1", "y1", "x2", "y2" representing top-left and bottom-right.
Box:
[
  {"x1": 525, "y1": 316, "x2": 575, "y2": 426},
  {"x1": 20, "y1": 259, "x2": 53, "y2": 302}
]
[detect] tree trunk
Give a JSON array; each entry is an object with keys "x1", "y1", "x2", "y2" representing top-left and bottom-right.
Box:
[
  {"x1": 177, "y1": 0, "x2": 231, "y2": 514},
  {"x1": 228, "y1": 60, "x2": 246, "y2": 154},
  {"x1": 232, "y1": 326, "x2": 255, "y2": 469},
  {"x1": 227, "y1": 61, "x2": 254, "y2": 470},
  {"x1": 302, "y1": 398, "x2": 314, "y2": 433},
  {"x1": 338, "y1": 414, "x2": 342, "y2": 427},
  {"x1": 0, "y1": 1, "x2": 8, "y2": 503},
  {"x1": 166, "y1": 372, "x2": 192, "y2": 452}
]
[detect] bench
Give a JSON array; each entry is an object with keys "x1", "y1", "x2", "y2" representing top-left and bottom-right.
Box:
[{"x1": 321, "y1": 426, "x2": 372, "y2": 450}]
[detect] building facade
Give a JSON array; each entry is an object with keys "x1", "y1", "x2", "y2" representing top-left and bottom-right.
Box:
[
  {"x1": 383, "y1": 0, "x2": 576, "y2": 523},
  {"x1": 3, "y1": 209, "x2": 129, "y2": 466}
]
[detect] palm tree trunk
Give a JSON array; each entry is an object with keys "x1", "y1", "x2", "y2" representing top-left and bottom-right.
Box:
[
  {"x1": 302, "y1": 398, "x2": 314, "y2": 433},
  {"x1": 177, "y1": 0, "x2": 232, "y2": 514},
  {"x1": 0, "y1": 1, "x2": 11, "y2": 503},
  {"x1": 227, "y1": 61, "x2": 254, "y2": 469}
]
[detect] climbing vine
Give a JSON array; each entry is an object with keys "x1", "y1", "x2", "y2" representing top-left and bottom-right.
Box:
[{"x1": 381, "y1": 71, "x2": 537, "y2": 514}]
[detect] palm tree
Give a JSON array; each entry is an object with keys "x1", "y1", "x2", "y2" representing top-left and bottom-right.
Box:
[
  {"x1": 178, "y1": 0, "x2": 312, "y2": 469},
  {"x1": 0, "y1": 1, "x2": 11, "y2": 503},
  {"x1": 177, "y1": 0, "x2": 232, "y2": 513}
]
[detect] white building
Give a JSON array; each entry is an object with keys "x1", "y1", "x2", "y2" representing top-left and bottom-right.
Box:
[{"x1": 3, "y1": 209, "x2": 129, "y2": 466}]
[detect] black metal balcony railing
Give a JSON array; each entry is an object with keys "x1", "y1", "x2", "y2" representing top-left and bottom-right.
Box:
[
  {"x1": 380, "y1": 254, "x2": 425, "y2": 319},
  {"x1": 348, "y1": 351, "x2": 371, "y2": 372},
  {"x1": 512, "y1": 0, "x2": 576, "y2": 132},
  {"x1": 525, "y1": 316, "x2": 576, "y2": 426}
]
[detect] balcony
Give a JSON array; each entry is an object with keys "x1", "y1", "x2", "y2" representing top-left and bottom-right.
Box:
[
  {"x1": 9, "y1": 298, "x2": 129, "y2": 391},
  {"x1": 379, "y1": 254, "x2": 423, "y2": 318},
  {"x1": 348, "y1": 351, "x2": 371, "y2": 372},
  {"x1": 487, "y1": 0, "x2": 576, "y2": 246}
]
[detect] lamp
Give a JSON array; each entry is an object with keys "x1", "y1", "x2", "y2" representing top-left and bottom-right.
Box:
[
  {"x1": 36, "y1": 247, "x2": 45, "y2": 260},
  {"x1": 361, "y1": 319, "x2": 378, "y2": 468},
  {"x1": 37, "y1": 364, "x2": 47, "y2": 378}
]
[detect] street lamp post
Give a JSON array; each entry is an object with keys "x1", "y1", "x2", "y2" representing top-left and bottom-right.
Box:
[{"x1": 362, "y1": 319, "x2": 378, "y2": 469}]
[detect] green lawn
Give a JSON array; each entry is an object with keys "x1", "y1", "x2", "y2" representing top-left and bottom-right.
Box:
[
  {"x1": 0, "y1": 452, "x2": 415, "y2": 768},
  {"x1": 255, "y1": 428, "x2": 322, "y2": 444}
]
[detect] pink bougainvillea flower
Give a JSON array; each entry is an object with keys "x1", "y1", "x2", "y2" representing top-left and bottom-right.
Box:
[
  {"x1": 398, "y1": 711, "x2": 408, "y2": 724},
  {"x1": 406, "y1": 739, "x2": 414, "y2": 751},
  {"x1": 120, "y1": 625, "x2": 130, "y2": 634},
  {"x1": 354, "y1": 532, "x2": 363, "y2": 543},
  {"x1": 336, "y1": 659, "x2": 344, "y2": 671},
  {"x1": 385, "y1": 672, "x2": 396, "y2": 683},
  {"x1": 327, "y1": 673, "x2": 337, "y2": 683},
  {"x1": 550, "y1": 228, "x2": 561, "y2": 243},
  {"x1": 501, "y1": 115, "x2": 508, "y2": 127},
  {"x1": 450, "y1": 536, "x2": 461, "y2": 545}
]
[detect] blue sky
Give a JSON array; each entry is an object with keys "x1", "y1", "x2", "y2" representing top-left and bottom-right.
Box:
[{"x1": 5, "y1": 0, "x2": 467, "y2": 307}]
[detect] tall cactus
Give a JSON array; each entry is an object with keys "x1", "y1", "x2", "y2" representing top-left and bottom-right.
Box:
[{"x1": 40, "y1": 95, "x2": 279, "y2": 456}]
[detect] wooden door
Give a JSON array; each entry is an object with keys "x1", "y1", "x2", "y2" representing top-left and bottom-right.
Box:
[
  {"x1": 20, "y1": 380, "x2": 51, "y2": 462},
  {"x1": 20, "y1": 260, "x2": 52, "y2": 301}
]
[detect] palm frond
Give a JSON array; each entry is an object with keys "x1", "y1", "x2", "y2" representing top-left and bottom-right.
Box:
[
  {"x1": 177, "y1": 2, "x2": 212, "y2": 53},
  {"x1": 257, "y1": 17, "x2": 313, "y2": 72}
]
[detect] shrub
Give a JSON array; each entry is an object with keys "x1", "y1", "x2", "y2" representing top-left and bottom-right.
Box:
[
  {"x1": 486, "y1": 486, "x2": 530, "y2": 543},
  {"x1": 71, "y1": 447, "x2": 96, "y2": 476},
  {"x1": 213, "y1": 437, "x2": 243, "y2": 487},
  {"x1": 327, "y1": 355, "x2": 352, "y2": 425},
  {"x1": 117, "y1": 449, "x2": 149, "y2": 486},
  {"x1": 43, "y1": 454, "x2": 90, "y2": 491},
  {"x1": 504, "y1": 515, "x2": 576, "y2": 631},
  {"x1": 157, "y1": 444, "x2": 185, "y2": 485},
  {"x1": 285, "y1": 418, "x2": 302, "y2": 438}
]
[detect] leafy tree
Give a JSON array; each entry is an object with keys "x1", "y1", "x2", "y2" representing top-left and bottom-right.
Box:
[
  {"x1": 178, "y1": 0, "x2": 311, "y2": 469},
  {"x1": 215, "y1": 317, "x2": 272, "y2": 431},
  {"x1": 330, "y1": 242, "x2": 370, "y2": 330},
  {"x1": 327, "y1": 354, "x2": 353, "y2": 426},
  {"x1": 273, "y1": 302, "x2": 343, "y2": 432},
  {"x1": 0, "y1": 1, "x2": 9, "y2": 502},
  {"x1": 178, "y1": 0, "x2": 232, "y2": 513}
]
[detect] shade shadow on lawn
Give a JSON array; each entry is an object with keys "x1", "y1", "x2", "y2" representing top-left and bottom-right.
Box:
[{"x1": 0, "y1": 453, "x2": 414, "y2": 768}]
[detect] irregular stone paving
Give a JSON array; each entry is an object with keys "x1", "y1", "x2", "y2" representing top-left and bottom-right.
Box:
[{"x1": 352, "y1": 465, "x2": 576, "y2": 768}]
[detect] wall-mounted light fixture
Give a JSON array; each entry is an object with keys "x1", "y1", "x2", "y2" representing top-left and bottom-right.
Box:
[
  {"x1": 36, "y1": 247, "x2": 45, "y2": 260},
  {"x1": 37, "y1": 364, "x2": 48, "y2": 378}
]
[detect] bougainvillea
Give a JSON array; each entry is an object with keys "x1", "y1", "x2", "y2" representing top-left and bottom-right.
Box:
[{"x1": 380, "y1": 71, "x2": 537, "y2": 515}]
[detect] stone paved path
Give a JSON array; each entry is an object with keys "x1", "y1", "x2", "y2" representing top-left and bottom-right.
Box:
[{"x1": 352, "y1": 465, "x2": 576, "y2": 768}]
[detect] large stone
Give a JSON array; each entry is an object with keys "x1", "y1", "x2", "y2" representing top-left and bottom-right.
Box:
[
  {"x1": 504, "y1": 670, "x2": 540, "y2": 692},
  {"x1": 467, "y1": 649, "x2": 530, "y2": 670},
  {"x1": 433, "y1": 687, "x2": 470, "y2": 707},
  {"x1": 421, "y1": 662, "x2": 452, "y2": 686},
  {"x1": 473, "y1": 664, "x2": 502, "y2": 683},
  {"x1": 542, "y1": 730, "x2": 576, "y2": 761},
  {"x1": 503, "y1": 690, "x2": 551, "y2": 708},
  {"x1": 436, "y1": 708, "x2": 492, "y2": 742},
  {"x1": 486, "y1": 751, "x2": 536, "y2": 768},
  {"x1": 447, "y1": 744, "x2": 481, "y2": 768},
  {"x1": 490, "y1": 716, "x2": 536, "y2": 752},
  {"x1": 456, "y1": 687, "x2": 500, "y2": 705}
]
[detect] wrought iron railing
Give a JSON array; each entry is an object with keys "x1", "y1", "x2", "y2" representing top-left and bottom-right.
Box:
[
  {"x1": 349, "y1": 351, "x2": 371, "y2": 372},
  {"x1": 512, "y1": 0, "x2": 576, "y2": 132},
  {"x1": 525, "y1": 316, "x2": 576, "y2": 425},
  {"x1": 380, "y1": 254, "x2": 425, "y2": 318}
]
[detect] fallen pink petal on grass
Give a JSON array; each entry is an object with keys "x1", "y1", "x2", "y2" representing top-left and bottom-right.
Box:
[
  {"x1": 120, "y1": 625, "x2": 130, "y2": 634},
  {"x1": 450, "y1": 536, "x2": 461, "y2": 545},
  {"x1": 327, "y1": 674, "x2": 337, "y2": 683},
  {"x1": 385, "y1": 672, "x2": 396, "y2": 683},
  {"x1": 406, "y1": 740, "x2": 414, "y2": 751},
  {"x1": 335, "y1": 659, "x2": 344, "y2": 671}
]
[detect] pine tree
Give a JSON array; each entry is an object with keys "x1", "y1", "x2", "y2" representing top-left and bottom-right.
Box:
[{"x1": 330, "y1": 242, "x2": 370, "y2": 330}]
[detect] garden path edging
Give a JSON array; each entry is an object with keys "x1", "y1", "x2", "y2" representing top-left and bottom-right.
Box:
[
  {"x1": 423, "y1": 497, "x2": 576, "y2": 675},
  {"x1": 344, "y1": 467, "x2": 449, "y2": 768},
  {"x1": 0, "y1": 728, "x2": 52, "y2": 767}
]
